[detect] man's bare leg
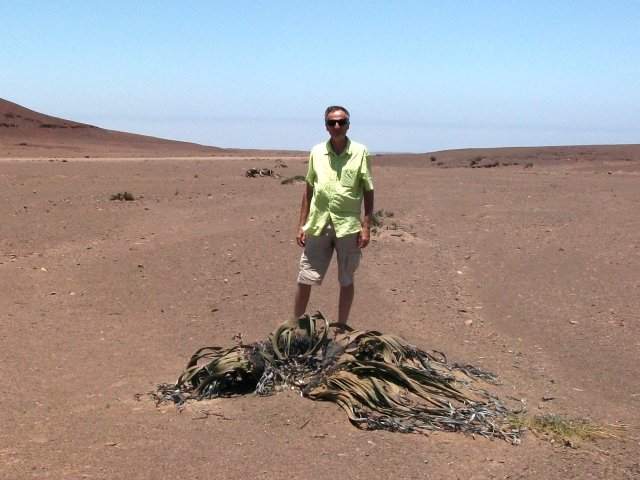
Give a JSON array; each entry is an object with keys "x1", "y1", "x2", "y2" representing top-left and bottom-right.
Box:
[
  {"x1": 293, "y1": 283, "x2": 312, "y2": 318},
  {"x1": 338, "y1": 283, "x2": 355, "y2": 324}
]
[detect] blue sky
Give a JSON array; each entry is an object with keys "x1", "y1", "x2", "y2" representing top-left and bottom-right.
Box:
[{"x1": 2, "y1": 1, "x2": 639, "y2": 152}]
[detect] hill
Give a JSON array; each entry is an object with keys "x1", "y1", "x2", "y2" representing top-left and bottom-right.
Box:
[
  {"x1": 0, "y1": 98, "x2": 287, "y2": 158},
  {"x1": 379, "y1": 144, "x2": 640, "y2": 169}
]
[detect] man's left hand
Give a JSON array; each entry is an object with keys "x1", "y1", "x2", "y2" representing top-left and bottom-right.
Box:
[{"x1": 358, "y1": 228, "x2": 371, "y2": 249}]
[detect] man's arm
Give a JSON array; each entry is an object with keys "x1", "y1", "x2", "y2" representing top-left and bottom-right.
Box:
[
  {"x1": 296, "y1": 183, "x2": 314, "y2": 247},
  {"x1": 358, "y1": 189, "x2": 374, "y2": 249}
]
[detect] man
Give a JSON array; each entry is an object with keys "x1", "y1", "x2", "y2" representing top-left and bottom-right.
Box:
[{"x1": 293, "y1": 105, "x2": 374, "y2": 326}]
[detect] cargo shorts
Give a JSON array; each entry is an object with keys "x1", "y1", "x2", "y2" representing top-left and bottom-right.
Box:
[{"x1": 297, "y1": 223, "x2": 361, "y2": 287}]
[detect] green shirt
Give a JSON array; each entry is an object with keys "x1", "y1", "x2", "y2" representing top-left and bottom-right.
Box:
[{"x1": 303, "y1": 138, "x2": 374, "y2": 238}]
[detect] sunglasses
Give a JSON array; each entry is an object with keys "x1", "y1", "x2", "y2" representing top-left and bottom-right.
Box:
[{"x1": 326, "y1": 118, "x2": 349, "y2": 127}]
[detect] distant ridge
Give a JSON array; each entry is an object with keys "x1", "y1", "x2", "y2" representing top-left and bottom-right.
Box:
[
  {"x1": 377, "y1": 144, "x2": 640, "y2": 169},
  {"x1": 2, "y1": 98, "x2": 637, "y2": 163},
  {"x1": 0, "y1": 98, "x2": 228, "y2": 158}
]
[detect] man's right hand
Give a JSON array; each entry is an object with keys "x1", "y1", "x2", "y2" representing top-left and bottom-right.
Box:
[{"x1": 296, "y1": 228, "x2": 306, "y2": 247}]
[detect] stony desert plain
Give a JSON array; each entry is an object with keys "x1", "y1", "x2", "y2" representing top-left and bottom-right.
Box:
[{"x1": 1, "y1": 99, "x2": 639, "y2": 479}]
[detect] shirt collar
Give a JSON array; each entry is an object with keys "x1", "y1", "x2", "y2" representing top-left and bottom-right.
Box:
[{"x1": 325, "y1": 137, "x2": 351, "y2": 156}]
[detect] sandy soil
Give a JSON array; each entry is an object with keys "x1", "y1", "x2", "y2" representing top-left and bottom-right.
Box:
[{"x1": 1, "y1": 146, "x2": 639, "y2": 479}]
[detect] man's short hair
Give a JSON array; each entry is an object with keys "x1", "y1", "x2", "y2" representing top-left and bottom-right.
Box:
[{"x1": 324, "y1": 105, "x2": 350, "y2": 121}]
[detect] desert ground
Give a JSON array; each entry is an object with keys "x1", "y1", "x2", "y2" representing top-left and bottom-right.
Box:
[{"x1": 1, "y1": 100, "x2": 639, "y2": 479}]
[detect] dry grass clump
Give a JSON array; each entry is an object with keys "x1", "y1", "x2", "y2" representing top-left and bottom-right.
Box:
[
  {"x1": 280, "y1": 175, "x2": 306, "y2": 185},
  {"x1": 509, "y1": 413, "x2": 631, "y2": 446},
  {"x1": 110, "y1": 191, "x2": 135, "y2": 201}
]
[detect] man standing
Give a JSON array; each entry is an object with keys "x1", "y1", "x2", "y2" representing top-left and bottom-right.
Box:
[{"x1": 293, "y1": 105, "x2": 374, "y2": 325}]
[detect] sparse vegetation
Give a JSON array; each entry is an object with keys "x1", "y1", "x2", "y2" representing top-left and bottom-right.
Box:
[
  {"x1": 430, "y1": 156, "x2": 436, "y2": 162},
  {"x1": 470, "y1": 157, "x2": 501, "y2": 168},
  {"x1": 280, "y1": 175, "x2": 306, "y2": 185},
  {"x1": 372, "y1": 209, "x2": 394, "y2": 225},
  {"x1": 372, "y1": 209, "x2": 395, "y2": 233},
  {"x1": 524, "y1": 162, "x2": 534, "y2": 169},
  {"x1": 246, "y1": 168, "x2": 279, "y2": 179},
  {"x1": 509, "y1": 413, "x2": 630, "y2": 446},
  {"x1": 110, "y1": 191, "x2": 135, "y2": 201}
]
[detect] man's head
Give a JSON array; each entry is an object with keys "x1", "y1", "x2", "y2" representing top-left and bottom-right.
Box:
[
  {"x1": 325, "y1": 105, "x2": 350, "y2": 138},
  {"x1": 324, "y1": 105, "x2": 350, "y2": 123}
]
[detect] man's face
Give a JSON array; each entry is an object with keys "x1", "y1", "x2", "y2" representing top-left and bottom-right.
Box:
[{"x1": 325, "y1": 109, "x2": 350, "y2": 139}]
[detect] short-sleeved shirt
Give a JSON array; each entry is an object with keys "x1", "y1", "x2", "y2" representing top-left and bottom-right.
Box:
[{"x1": 302, "y1": 138, "x2": 374, "y2": 238}]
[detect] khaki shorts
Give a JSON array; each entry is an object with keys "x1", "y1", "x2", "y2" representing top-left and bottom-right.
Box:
[{"x1": 298, "y1": 223, "x2": 361, "y2": 287}]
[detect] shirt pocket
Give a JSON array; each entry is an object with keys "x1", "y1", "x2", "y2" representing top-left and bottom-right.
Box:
[{"x1": 340, "y1": 168, "x2": 358, "y2": 188}]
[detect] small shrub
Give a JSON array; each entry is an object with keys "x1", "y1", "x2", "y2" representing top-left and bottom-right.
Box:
[
  {"x1": 470, "y1": 156, "x2": 484, "y2": 167},
  {"x1": 373, "y1": 209, "x2": 394, "y2": 224},
  {"x1": 110, "y1": 191, "x2": 135, "y2": 201},
  {"x1": 372, "y1": 210, "x2": 384, "y2": 228},
  {"x1": 372, "y1": 209, "x2": 396, "y2": 233},
  {"x1": 280, "y1": 175, "x2": 306, "y2": 185},
  {"x1": 430, "y1": 156, "x2": 436, "y2": 162},
  {"x1": 524, "y1": 163, "x2": 534, "y2": 169}
]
